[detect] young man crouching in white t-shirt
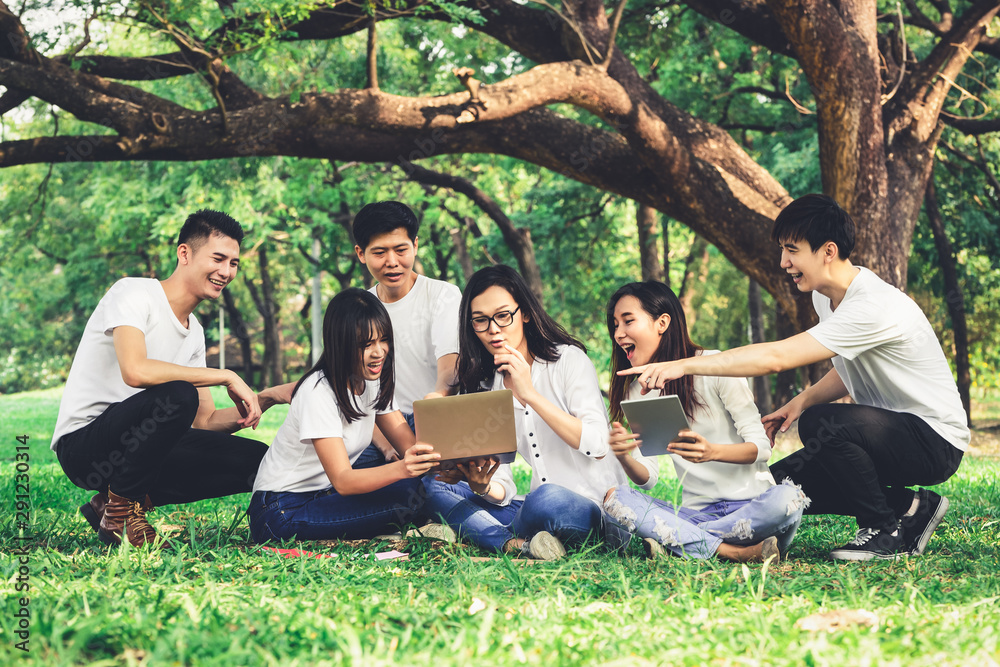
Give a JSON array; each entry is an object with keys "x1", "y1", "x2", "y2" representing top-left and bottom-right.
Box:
[
  {"x1": 52, "y1": 210, "x2": 293, "y2": 547},
  {"x1": 621, "y1": 194, "x2": 969, "y2": 561}
]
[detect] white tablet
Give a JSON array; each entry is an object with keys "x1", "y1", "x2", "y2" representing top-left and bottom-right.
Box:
[{"x1": 620, "y1": 394, "x2": 692, "y2": 456}]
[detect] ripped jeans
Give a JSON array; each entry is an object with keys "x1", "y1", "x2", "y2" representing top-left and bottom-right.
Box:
[{"x1": 603, "y1": 480, "x2": 809, "y2": 559}]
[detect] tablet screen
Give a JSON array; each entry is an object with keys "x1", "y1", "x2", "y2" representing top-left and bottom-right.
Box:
[{"x1": 620, "y1": 394, "x2": 692, "y2": 457}]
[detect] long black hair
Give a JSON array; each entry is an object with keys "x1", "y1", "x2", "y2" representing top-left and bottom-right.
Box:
[
  {"x1": 454, "y1": 265, "x2": 585, "y2": 394},
  {"x1": 293, "y1": 288, "x2": 395, "y2": 423},
  {"x1": 606, "y1": 281, "x2": 703, "y2": 423}
]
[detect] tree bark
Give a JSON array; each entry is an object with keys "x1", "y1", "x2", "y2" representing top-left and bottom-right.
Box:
[
  {"x1": 637, "y1": 203, "x2": 662, "y2": 282},
  {"x1": 748, "y1": 278, "x2": 773, "y2": 415},
  {"x1": 221, "y1": 288, "x2": 255, "y2": 385},
  {"x1": 678, "y1": 237, "x2": 710, "y2": 324},
  {"x1": 924, "y1": 175, "x2": 972, "y2": 426},
  {"x1": 245, "y1": 246, "x2": 284, "y2": 387},
  {"x1": 661, "y1": 216, "x2": 670, "y2": 289},
  {"x1": 773, "y1": 310, "x2": 802, "y2": 409},
  {"x1": 450, "y1": 227, "x2": 474, "y2": 281}
]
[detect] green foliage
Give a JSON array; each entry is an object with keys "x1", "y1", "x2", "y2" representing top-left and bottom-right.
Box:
[
  {"x1": 2, "y1": 0, "x2": 994, "y2": 399},
  {"x1": 908, "y1": 130, "x2": 1000, "y2": 389}
]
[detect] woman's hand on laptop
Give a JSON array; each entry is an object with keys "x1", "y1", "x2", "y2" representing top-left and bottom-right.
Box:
[
  {"x1": 434, "y1": 468, "x2": 463, "y2": 485},
  {"x1": 401, "y1": 443, "x2": 440, "y2": 477},
  {"x1": 458, "y1": 457, "x2": 500, "y2": 495}
]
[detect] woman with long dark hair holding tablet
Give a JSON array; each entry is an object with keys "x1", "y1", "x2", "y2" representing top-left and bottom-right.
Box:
[
  {"x1": 422, "y1": 265, "x2": 629, "y2": 559},
  {"x1": 603, "y1": 281, "x2": 809, "y2": 561}
]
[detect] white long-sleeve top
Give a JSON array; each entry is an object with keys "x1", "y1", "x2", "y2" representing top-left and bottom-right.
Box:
[
  {"x1": 487, "y1": 345, "x2": 626, "y2": 506},
  {"x1": 626, "y1": 350, "x2": 774, "y2": 510}
]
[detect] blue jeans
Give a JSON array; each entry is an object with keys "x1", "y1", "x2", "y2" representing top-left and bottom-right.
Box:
[
  {"x1": 603, "y1": 479, "x2": 809, "y2": 559},
  {"x1": 247, "y1": 479, "x2": 427, "y2": 543},
  {"x1": 422, "y1": 480, "x2": 630, "y2": 552}
]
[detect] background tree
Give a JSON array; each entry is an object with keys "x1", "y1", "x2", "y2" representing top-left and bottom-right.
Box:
[{"x1": 2, "y1": 1, "x2": 996, "y2": 408}]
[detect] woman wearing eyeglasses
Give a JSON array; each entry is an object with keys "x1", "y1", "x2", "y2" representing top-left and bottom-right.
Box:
[{"x1": 420, "y1": 265, "x2": 631, "y2": 559}]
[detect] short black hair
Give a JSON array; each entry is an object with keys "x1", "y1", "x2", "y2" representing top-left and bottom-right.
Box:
[
  {"x1": 352, "y1": 201, "x2": 419, "y2": 250},
  {"x1": 177, "y1": 209, "x2": 245, "y2": 249},
  {"x1": 771, "y1": 194, "x2": 855, "y2": 259}
]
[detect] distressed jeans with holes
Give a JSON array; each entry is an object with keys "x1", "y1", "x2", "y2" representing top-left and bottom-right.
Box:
[{"x1": 603, "y1": 479, "x2": 809, "y2": 559}]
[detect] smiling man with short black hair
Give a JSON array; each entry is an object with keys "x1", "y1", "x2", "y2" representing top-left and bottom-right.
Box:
[
  {"x1": 52, "y1": 209, "x2": 292, "y2": 547},
  {"x1": 623, "y1": 194, "x2": 969, "y2": 561}
]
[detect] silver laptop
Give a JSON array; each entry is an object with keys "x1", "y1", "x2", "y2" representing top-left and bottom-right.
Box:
[
  {"x1": 620, "y1": 394, "x2": 692, "y2": 456},
  {"x1": 412, "y1": 390, "x2": 518, "y2": 469}
]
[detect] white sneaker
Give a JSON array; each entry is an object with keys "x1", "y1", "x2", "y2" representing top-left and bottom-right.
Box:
[
  {"x1": 405, "y1": 523, "x2": 458, "y2": 543},
  {"x1": 643, "y1": 537, "x2": 667, "y2": 560},
  {"x1": 524, "y1": 531, "x2": 567, "y2": 560}
]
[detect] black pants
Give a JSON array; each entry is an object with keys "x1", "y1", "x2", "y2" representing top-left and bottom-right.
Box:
[
  {"x1": 770, "y1": 403, "x2": 963, "y2": 532},
  {"x1": 56, "y1": 381, "x2": 269, "y2": 506}
]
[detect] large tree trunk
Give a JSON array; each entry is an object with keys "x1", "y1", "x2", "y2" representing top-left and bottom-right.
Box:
[
  {"x1": 772, "y1": 309, "x2": 806, "y2": 409},
  {"x1": 450, "y1": 226, "x2": 474, "y2": 281},
  {"x1": 637, "y1": 203, "x2": 662, "y2": 282},
  {"x1": 661, "y1": 216, "x2": 671, "y2": 289},
  {"x1": 678, "y1": 238, "x2": 710, "y2": 324},
  {"x1": 221, "y1": 289, "x2": 255, "y2": 385},
  {"x1": 245, "y1": 246, "x2": 284, "y2": 388},
  {"x1": 748, "y1": 278, "x2": 773, "y2": 415},
  {"x1": 924, "y1": 175, "x2": 972, "y2": 426}
]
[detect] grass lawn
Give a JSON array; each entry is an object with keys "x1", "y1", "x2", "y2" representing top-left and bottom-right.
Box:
[{"x1": 2, "y1": 387, "x2": 999, "y2": 665}]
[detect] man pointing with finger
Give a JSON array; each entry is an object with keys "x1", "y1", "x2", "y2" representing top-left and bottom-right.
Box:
[
  {"x1": 621, "y1": 195, "x2": 969, "y2": 561},
  {"x1": 52, "y1": 210, "x2": 292, "y2": 547}
]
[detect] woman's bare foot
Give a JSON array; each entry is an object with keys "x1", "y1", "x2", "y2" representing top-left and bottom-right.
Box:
[{"x1": 716, "y1": 536, "x2": 780, "y2": 563}]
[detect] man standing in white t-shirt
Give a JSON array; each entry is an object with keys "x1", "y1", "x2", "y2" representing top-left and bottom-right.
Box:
[
  {"x1": 623, "y1": 195, "x2": 969, "y2": 561},
  {"x1": 351, "y1": 201, "x2": 462, "y2": 465},
  {"x1": 52, "y1": 210, "x2": 292, "y2": 547}
]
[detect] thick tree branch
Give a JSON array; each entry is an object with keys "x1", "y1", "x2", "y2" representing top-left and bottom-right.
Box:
[
  {"x1": 941, "y1": 115, "x2": 1000, "y2": 135},
  {"x1": 0, "y1": 56, "x2": 189, "y2": 128},
  {"x1": 680, "y1": 0, "x2": 794, "y2": 57}
]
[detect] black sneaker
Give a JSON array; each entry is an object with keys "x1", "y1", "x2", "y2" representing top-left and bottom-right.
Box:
[
  {"x1": 829, "y1": 526, "x2": 905, "y2": 561},
  {"x1": 901, "y1": 489, "x2": 950, "y2": 556}
]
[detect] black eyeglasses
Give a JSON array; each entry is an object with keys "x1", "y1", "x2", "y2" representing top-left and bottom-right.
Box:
[{"x1": 470, "y1": 307, "x2": 521, "y2": 333}]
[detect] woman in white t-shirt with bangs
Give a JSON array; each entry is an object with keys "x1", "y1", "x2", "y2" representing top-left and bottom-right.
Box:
[
  {"x1": 248, "y1": 289, "x2": 439, "y2": 543},
  {"x1": 602, "y1": 281, "x2": 809, "y2": 562}
]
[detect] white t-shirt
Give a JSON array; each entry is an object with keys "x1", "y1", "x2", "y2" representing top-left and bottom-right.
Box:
[
  {"x1": 626, "y1": 351, "x2": 774, "y2": 510},
  {"x1": 809, "y1": 267, "x2": 970, "y2": 451},
  {"x1": 488, "y1": 345, "x2": 626, "y2": 507},
  {"x1": 370, "y1": 274, "x2": 461, "y2": 414},
  {"x1": 253, "y1": 373, "x2": 397, "y2": 494},
  {"x1": 52, "y1": 278, "x2": 206, "y2": 449}
]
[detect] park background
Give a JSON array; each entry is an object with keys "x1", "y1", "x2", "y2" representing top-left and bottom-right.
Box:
[{"x1": 1, "y1": 0, "x2": 999, "y2": 664}]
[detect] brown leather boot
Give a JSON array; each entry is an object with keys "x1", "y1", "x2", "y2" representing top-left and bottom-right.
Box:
[
  {"x1": 98, "y1": 490, "x2": 158, "y2": 547},
  {"x1": 80, "y1": 490, "x2": 108, "y2": 532},
  {"x1": 81, "y1": 490, "x2": 153, "y2": 533}
]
